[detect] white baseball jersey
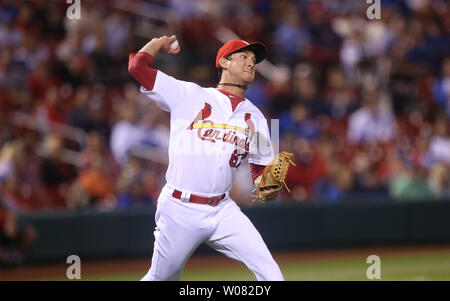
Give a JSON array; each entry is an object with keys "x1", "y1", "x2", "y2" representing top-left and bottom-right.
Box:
[{"x1": 140, "y1": 70, "x2": 275, "y2": 196}]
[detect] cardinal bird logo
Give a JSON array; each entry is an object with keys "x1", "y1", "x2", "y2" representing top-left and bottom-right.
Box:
[
  {"x1": 187, "y1": 102, "x2": 212, "y2": 130},
  {"x1": 244, "y1": 113, "x2": 255, "y2": 133}
]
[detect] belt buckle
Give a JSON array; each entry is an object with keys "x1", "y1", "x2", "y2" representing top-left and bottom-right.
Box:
[{"x1": 180, "y1": 191, "x2": 191, "y2": 203}]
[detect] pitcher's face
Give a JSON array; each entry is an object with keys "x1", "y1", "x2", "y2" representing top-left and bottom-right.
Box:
[{"x1": 226, "y1": 50, "x2": 256, "y2": 84}]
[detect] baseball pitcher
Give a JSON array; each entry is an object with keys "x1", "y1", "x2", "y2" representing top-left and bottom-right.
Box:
[{"x1": 128, "y1": 35, "x2": 294, "y2": 281}]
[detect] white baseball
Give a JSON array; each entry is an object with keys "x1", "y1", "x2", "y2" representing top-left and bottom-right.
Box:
[{"x1": 170, "y1": 40, "x2": 179, "y2": 50}]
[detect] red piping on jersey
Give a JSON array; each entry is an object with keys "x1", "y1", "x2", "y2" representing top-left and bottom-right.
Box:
[
  {"x1": 128, "y1": 52, "x2": 158, "y2": 91},
  {"x1": 217, "y1": 89, "x2": 245, "y2": 112},
  {"x1": 250, "y1": 163, "x2": 265, "y2": 183}
]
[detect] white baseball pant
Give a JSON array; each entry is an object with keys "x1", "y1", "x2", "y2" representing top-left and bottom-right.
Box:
[{"x1": 140, "y1": 184, "x2": 284, "y2": 281}]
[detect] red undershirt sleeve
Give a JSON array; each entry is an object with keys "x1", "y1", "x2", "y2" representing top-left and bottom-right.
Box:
[
  {"x1": 250, "y1": 163, "x2": 265, "y2": 184},
  {"x1": 128, "y1": 52, "x2": 158, "y2": 91}
]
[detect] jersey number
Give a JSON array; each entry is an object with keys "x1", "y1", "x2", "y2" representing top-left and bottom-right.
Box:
[{"x1": 229, "y1": 150, "x2": 247, "y2": 168}]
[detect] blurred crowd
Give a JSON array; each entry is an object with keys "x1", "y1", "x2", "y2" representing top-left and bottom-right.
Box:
[{"x1": 0, "y1": 0, "x2": 449, "y2": 214}]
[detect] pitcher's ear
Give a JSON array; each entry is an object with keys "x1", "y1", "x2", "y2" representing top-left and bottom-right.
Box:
[{"x1": 219, "y1": 56, "x2": 230, "y2": 69}]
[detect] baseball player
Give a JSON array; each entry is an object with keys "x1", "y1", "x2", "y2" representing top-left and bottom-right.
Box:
[{"x1": 128, "y1": 35, "x2": 284, "y2": 281}]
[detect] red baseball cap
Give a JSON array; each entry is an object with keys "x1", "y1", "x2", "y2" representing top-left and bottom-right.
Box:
[{"x1": 216, "y1": 39, "x2": 266, "y2": 68}]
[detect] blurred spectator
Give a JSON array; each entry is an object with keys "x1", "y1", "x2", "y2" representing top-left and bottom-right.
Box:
[
  {"x1": 428, "y1": 163, "x2": 450, "y2": 199},
  {"x1": 105, "y1": 11, "x2": 131, "y2": 57},
  {"x1": 433, "y1": 57, "x2": 450, "y2": 117},
  {"x1": 34, "y1": 84, "x2": 66, "y2": 125},
  {"x1": 85, "y1": 84, "x2": 110, "y2": 139},
  {"x1": 272, "y1": 6, "x2": 311, "y2": 64},
  {"x1": 139, "y1": 101, "x2": 170, "y2": 151},
  {"x1": 116, "y1": 157, "x2": 154, "y2": 209},
  {"x1": 80, "y1": 131, "x2": 120, "y2": 177},
  {"x1": 142, "y1": 169, "x2": 163, "y2": 205},
  {"x1": 16, "y1": 132, "x2": 47, "y2": 209},
  {"x1": 27, "y1": 60, "x2": 58, "y2": 102},
  {"x1": 304, "y1": 1, "x2": 341, "y2": 65},
  {"x1": 389, "y1": 164, "x2": 434, "y2": 201},
  {"x1": 0, "y1": 138, "x2": 30, "y2": 210},
  {"x1": 68, "y1": 131, "x2": 119, "y2": 210},
  {"x1": 427, "y1": 117, "x2": 450, "y2": 165},
  {"x1": 70, "y1": 154, "x2": 116, "y2": 210},
  {"x1": 244, "y1": 78, "x2": 270, "y2": 113},
  {"x1": 284, "y1": 138, "x2": 327, "y2": 202},
  {"x1": 0, "y1": 48, "x2": 28, "y2": 90},
  {"x1": 350, "y1": 150, "x2": 389, "y2": 198},
  {"x1": 323, "y1": 66, "x2": 358, "y2": 119},
  {"x1": 14, "y1": 31, "x2": 49, "y2": 71},
  {"x1": 0, "y1": 201, "x2": 37, "y2": 268},
  {"x1": 347, "y1": 94, "x2": 397, "y2": 145},
  {"x1": 116, "y1": 174, "x2": 153, "y2": 209},
  {"x1": 278, "y1": 103, "x2": 321, "y2": 140},
  {"x1": 340, "y1": 27, "x2": 364, "y2": 80},
  {"x1": 110, "y1": 101, "x2": 147, "y2": 166},
  {"x1": 0, "y1": 113, "x2": 8, "y2": 146},
  {"x1": 39, "y1": 135, "x2": 76, "y2": 208},
  {"x1": 388, "y1": 36, "x2": 426, "y2": 116},
  {"x1": 314, "y1": 162, "x2": 355, "y2": 203},
  {"x1": 68, "y1": 85, "x2": 91, "y2": 131}
]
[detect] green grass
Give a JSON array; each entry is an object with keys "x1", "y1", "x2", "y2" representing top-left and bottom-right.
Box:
[{"x1": 79, "y1": 250, "x2": 450, "y2": 281}]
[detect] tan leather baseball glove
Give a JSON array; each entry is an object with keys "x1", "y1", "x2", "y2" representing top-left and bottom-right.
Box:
[{"x1": 252, "y1": 151, "x2": 296, "y2": 203}]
